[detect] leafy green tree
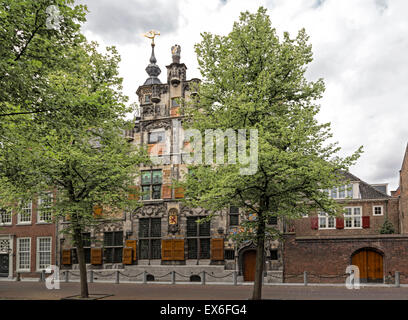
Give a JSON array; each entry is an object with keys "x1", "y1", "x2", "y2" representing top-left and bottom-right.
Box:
[
  {"x1": 380, "y1": 218, "x2": 395, "y2": 234},
  {"x1": 182, "y1": 7, "x2": 362, "y2": 300},
  {"x1": 0, "y1": 1, "x2": 146, "y2": 298}
]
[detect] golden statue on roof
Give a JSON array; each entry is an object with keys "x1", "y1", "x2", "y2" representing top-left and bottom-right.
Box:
[{"x1": 143, "y1": 30, "x2": 160, "y2": 44}]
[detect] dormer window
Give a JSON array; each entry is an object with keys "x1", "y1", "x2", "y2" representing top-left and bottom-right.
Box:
[
  {"x1": 327, "y1": 184, "x2": 353, "y2": 199},
  {"x1": 145, "y1": 95, "x2": 151, "y2": 103}
]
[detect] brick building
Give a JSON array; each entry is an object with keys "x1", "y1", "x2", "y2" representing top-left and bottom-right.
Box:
[
  {"x1": 283, "y1": 147, "x2": 408, "y2": 283},
  {"x1": 58, "y1": 42, "x2": 283, "y2": 283},
  {"x1": 56, "y1": 39, "x2": 408, "y2": 285},
  {"x1": 0, "y1": 192, "x2": 56, "y2": 279}
]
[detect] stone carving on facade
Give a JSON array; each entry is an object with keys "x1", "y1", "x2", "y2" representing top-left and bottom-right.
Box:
[
  {"x1": 135, "y1": 203, "x2": 166, "y2": 217},
  {"x1": 167, "y1": 208, "x2": 179, "y2": 234},
  {"x1": 142, "y1": 119, "x2": 172, "y2": 131}
]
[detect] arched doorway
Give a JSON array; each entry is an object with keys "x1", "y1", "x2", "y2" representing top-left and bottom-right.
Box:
[
  {"x1": 243, "y1": 250, "x2": 256, "y2": 281},
  {"x1": 351, "y1": 248, "x2": 383, "y2": 283}
]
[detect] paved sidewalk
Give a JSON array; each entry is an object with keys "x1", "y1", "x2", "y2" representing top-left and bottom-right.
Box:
[{"x1": 1, "y1": 281, "x2": 408, "y2": 300}]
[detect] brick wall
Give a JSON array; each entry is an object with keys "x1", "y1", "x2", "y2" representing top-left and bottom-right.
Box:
[{"x1": 283, "y1": 233, "x2": 408, "y2": 283}]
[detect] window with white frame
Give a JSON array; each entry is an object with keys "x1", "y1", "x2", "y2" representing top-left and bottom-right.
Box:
[
  {"x1": 327, "y1": 184, "x2": 353, "y2": 199},
  {"x1": 17, "y1": 238, "x2": 31, "y2": 271},
  {"x1": 318, "y1": 212, "x2": 336, "y2": 229},
  {"x1": 344, "y1": 207, "x2": 362, "y2": 228},
  {"x1": 18, "y1": 201, "x2": 32, "y2": 224},
  {"x1": 37, "y1": 237, "x2": 52, "y2": 270},
  {"x1": 38, "y1": 193, "x2": 52, "y2": 223},
  {"x1": 0, "y1": 208, "x2": 11, "y2": 225},
  {"x1": 373, "y1": 206, "x2": 383, "y2": 216}
]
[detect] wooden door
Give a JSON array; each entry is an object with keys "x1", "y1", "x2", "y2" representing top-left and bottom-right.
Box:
[
  {"x1": 243, "y1": 250, "x2": 256, "y2": 281},
  {"x1": 352, "y1": 249, "x2": 383, "y2": 283}
]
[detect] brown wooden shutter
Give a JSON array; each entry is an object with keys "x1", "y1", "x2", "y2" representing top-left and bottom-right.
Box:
[
  {"x1": 311, "y1": 217, "x2": 318, "y2": 230},
  {"x1": 93, "y1": 205, "x2": 102, "y2": 218},
  {"x1": 211, "y1": 239, "x2": 224, "y2": 261},
  {"x1": 122, "y1": 247, "x2": 133, "y2": 265},
  {"x1": 336, "y1": 218, "x2": 344, "y2": 229},
  {"x1": 91, "y1": 248, "x2": 102, "y2": 265},
  {"x1": 161, "y1": 240, "x2": 173, "y2": 261},
  {"x1": 362, "y1": 216, "x2": 370, "y2": 228},
  {"x1": 62, "y1": 249, "x2": 71, "y2": 265},
  {"x1": 173, "y1": 239, "x2": 185, "y2": 261},
  {"x1": 174, "y1": 187, "x2": 185, "y2": 199},
  {"x1": 128, "y1": 186, "x2": 140, "y2": 201},
  {"x1": 125, "y1": 240, "x2": 137, "y2": 261},
  {"x1": 162, "y1": 184, "x2": 172, "y2": 199}
]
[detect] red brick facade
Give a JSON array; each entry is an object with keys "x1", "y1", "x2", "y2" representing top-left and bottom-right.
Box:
[
  {"x1": 283, "y1": 144, "x2": 408, "y2": 283},
  {"x1": 0, "y1": 197, "x2": 56, "y2": 279}
]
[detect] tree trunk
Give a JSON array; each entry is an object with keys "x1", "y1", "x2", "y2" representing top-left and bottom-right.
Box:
[
  {"x1": 73, "y1": 228, "x2": 89, "y2": 298},
  {"x1": 252, "y1": 213, "x2": 266, "y2": 300}
]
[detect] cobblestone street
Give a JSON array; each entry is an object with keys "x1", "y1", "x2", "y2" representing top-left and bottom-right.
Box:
[{"x1": 1, "y1": 281, "x2": 408, "y2": 300}]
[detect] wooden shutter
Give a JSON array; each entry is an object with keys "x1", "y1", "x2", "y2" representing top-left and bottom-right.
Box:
[
  {"x1": 161, "y1": 240, "x2": 173, "y2": 261},
  {"x1": 91, "y1": 248, "x2": 102, "y2": 265},
  {"x1": 62, "y1": 249, "x2": 71, "y2": 265},
  {"x1": 211, "y1": 239, "x2": 224, "y2": 261},
  {"x1": 311, "y1": 217, "x2": 318, "y2": 230},
  {"x1": 128, "y1": 186, "x2": 140, "y2": 201},
  {"x1": 93, "y1": 205, "x2": 102, "y2": 218},
  {"x1": 170, "y1": 107, "x2": 180, "y2": 117},
  {"x1": 173, "y1": 239, "x2": 185, "y2": 261},
  {"x1": 362, "y1": 216, "x2": 370, "y2": 228},
  {"x1": 122, "y1": 247, "x2": 133, "y2": 265},
  {"x1": 162, "y1": 184, "x2": 172, "y2": 199},
  {"x1": 174, "y1": 187, "x2": 185, "y2": 199},
  {"x1": 336, "y1": 218, "x2": 344, "y2": 229},
  {"x1": 125, "y1": 240, "x2": 137, "y2": 261}
]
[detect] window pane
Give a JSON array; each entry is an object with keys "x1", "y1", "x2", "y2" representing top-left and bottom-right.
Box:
[
  {"x1": 347, "y1": 184, "x2": 353, "y2": 197},
  {"x1": 149, "y1": 132, "x2": 165, "y2": 144},
  {"x1": 152, "y1": 185, "x2": 161, "y2": 199},
  {"x1": 139, "y1": 239, "x2": 149, "y2": 259},
  {"x1": 171, "y1": 98, "x2": 179, "y2": 107},
  {"x1": 199, "y1": 220, "x2": 210, "y2": 236},
  {"x1": 339, "y1": 185, "x2": 345, "y2": 198},
  {"x1": 187, "y1": 217, "x2": 197, "y2": 237},
  {"x1": 104, "y1": 232, "x2": 114, "y2": 247},
  {"x1": 225, "y1": 250, "x2": 235, "y2": 260},
  {"x1": 141, "y1": 171, "x2": 151, "y2": 185},
  {"x1": 229, "y1": 214, "x2": 239, "y2": 226},
  {"x1": 104, "y1": 248, "x2": 113, "y2": 263},
  {"x1": 142, "y1": 186, "x2": 151, "y2": 200},
  {"x1": 152, "y1": 170, "x2": 162, "y2": 184},
  {"x1": 113, "y1": 248, "x2": 122, "y2": 263},
  {"x1": 229, "y1": 206, "x2": 239, "y2": 214},
  {"x1": 151, "y1": 239, "x2": 161, "y2": 259},
  {"x1": 139, "y1": 219, "x2": 150, "y2": 238},
  {"x1": 84, "y1": 248, "x2": 91, "y2": 264},
  {"x1": 114, "y1": 232, "x2": 123, "y2": 246},
  {"x1": 200, "y1": 239, "x2": 210, "y2": 259},
  {"x1": 82, "y1": 233, "x2": 91, "y2": 247},
  {"x1": 328, "y1": 217, "x2": 335, "y2": 228},
  {"x1": 331, "y1": 188, "x2": 337, "y2": 198},
  {"x1": 187, "y1": 239, "x2": 197, "y2": 259},
  {"x1": 151, "y1": 218, "x2": 161, "y2": 237},
  {"x1": 268, "y1": 216, "x2": 278, "y2": 225}
]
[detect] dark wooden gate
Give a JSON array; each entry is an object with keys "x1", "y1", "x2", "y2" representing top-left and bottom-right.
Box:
[
  {"x1": 0, "y1": 254, "x2": 9, "y2": 277},
  {"x1": 352, "y1": 249, "x2": 383, "y2": 283},
  {"x1": 243, "y1": 250, "x2": 256, "y2": 281}
]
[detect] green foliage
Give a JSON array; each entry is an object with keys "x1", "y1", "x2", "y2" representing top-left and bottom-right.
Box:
[
  {"x1": 181, "y1": 6, "x2": 363, "y2": 243},
  {"x1": 0, "y1": 0, "x2": 147, "y2": 241},
  {"x1": 380, "y1": 218, "x2": 395, "y2": 234}
]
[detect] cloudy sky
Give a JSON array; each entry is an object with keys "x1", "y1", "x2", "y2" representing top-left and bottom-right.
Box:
[{"x1": 77, "y1": 0, "x2": 408, "y2": 192}]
